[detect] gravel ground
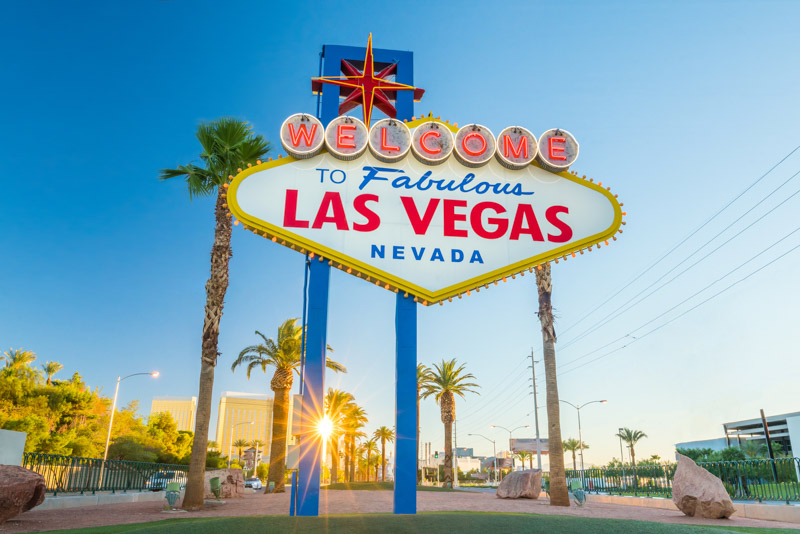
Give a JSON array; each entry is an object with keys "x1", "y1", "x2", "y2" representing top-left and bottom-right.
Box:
[{"x1": 2, "y1": 490, "x2": 798, "y2": 532}]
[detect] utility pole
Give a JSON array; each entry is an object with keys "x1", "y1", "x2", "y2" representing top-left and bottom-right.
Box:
[{"x1": 529, "y1": 348, "x2": 543, "y2": 471}]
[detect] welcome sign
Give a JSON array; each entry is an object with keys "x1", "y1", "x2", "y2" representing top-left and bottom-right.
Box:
[{"x1": 227, "y1": 116, "x2": 623, "y2": 305}]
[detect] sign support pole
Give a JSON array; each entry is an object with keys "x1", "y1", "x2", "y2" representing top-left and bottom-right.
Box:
[
  {"x1": 394, "y1": 294, "x2": 417, "y2": 514},
  {"x1": 296, "y1": 258, "x2": 330, "y2": 516}
]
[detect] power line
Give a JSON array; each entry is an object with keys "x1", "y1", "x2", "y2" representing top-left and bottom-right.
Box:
[
  {"x1": 558, "y1": 228, "x2": 800, "y2": 375},
  {"x1": 558, "y1": 145, "x2": 800, "y2": 337},
  {"x1": 559, "y1": 171, "x2": 800, "y2": 351},
  {"x1": 455, "y1": 355, "x2": 527, "y2": 420}
]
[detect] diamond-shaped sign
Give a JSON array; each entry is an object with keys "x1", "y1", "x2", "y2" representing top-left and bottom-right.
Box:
[{"x1": 228, "y1": 117, "x2": 623, "y2": 305}]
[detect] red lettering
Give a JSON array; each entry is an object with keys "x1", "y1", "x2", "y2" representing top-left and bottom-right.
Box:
[
  {"x1": 462, "y1": 132, "x2": 487, "y2": 156},
  {"x1": 470, "y1": 202, "x2": 508, "y2": 239},
  {"x1": 283, "y1": 189, "x2": 309, "y2": 228},
  {"x1": 548, "y1": 137, "x2": 567, "y2": 160},
  {"x1": 509, "y1": 204, "x2": 544, "y2": 241},
  {"x1": 337, "y1": 124, "x2": 356, "y2": 149},
  {"x1": 401, "y1": 197, "x2": 440, "y2": 235},
  {"x1": 287, "y1": 123, "x2": 317, "y2": 147},
  {"x1": 443, "y1": 199, "x2": 468, "y2": 237},
  {"x1": 503, "y1": 135, "x2": 528, "y2": 159},
  {"x1": 353, "y1": 194, "x2": 380, "y2": 232},
  {"x1": 312, "y1": 191, "x2": 349, "y2": 230},
  {"x1": 546, "y1": 205, "x2": 572, "y2": 242},
  {"x1": 380, "y1": 128, "x2": 400, "y2": 152},
  {"x1": 420, "y1": 130, "x2": 441, "y2": 155}
]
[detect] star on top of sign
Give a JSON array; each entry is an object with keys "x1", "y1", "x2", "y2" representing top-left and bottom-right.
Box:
[{"x1": 311, "y1": 34, "x2": 425, "y2": 127}]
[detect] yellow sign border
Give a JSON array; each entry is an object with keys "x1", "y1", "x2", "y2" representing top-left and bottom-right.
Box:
[{"x1": 228, "y1": 117, "x2": 623, "y2": 305}]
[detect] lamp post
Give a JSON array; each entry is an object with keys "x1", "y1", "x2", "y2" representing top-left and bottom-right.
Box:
[
  {"x1": 490, "y1": 424, "x2": 530, "y2": 465},
  {"x1": 103, "y1": 371, "x2": 160, "y2": 462},
  {"x1": 560, "y1": 399, "x2": 607, "y2": 487},
  {"x1": 228, "y1": 421, "x2": 254, "y2": 468},
  {"x1": 469, "y1": 433, "x2": 498, "y2": 486}
]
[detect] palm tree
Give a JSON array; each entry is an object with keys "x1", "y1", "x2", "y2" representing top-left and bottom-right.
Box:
[
  {"x1": 562, "y1": 438, "x2": 588, "y2": 471},
  {"x1": 325, "y1": 388, "x2": 355, "y2": 483},
  {"x1": 160, "y1": 118, "x2": 269, "y2": 509},
  {"x1": 416, "y1": 363, "x2": 432, "y2": 473},
  {"x1": 363, "y1": 439, "x2": 379, "y2": 482},
  {"x1": 207, "y1": 440, "x2": 219, "y2": 451},
  {"x1": 515, "y1": 450, "x2": 533, "y2": 470},
  {"x1": 615, "y1": 428, "x2": 647, "y2": 470},
  {"x1": 373, "y1": 426, "x2": 395, "y2": 482},
  {"x1": 2, "y1": 348, "x2": 40, "y2": 382},
  {"x1": 232, "y1": 438, "x2": 249, "y2": 463},
  {"x1": 535, "y1": 263, "x2": 569, "y2": 506},
  {"x1": 342, "y1": 404, "x2": 368, "y2": 482},
  {"x1": 231, "y1": 319, "x2": 346, "y2": 493},
  {"x1": 42, "y1": 361, "x2": 63, "y2": 385},
  {"x1": 421, "y1": 359, "x2": 479, "y2": 488},
  {"x1": 250, "y1": 439, "x2": 265, "y2": 466}
]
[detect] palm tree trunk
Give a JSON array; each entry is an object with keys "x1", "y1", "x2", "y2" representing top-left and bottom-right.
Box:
[
  {"x1": 349, "y1": 436, "x2": 356, "y2": 483},
  {"x1": 183, "y1": 186, "x2": 231, "y2": 510},
  {"x1": 381, "y1": 438, "x2": 386, "y2": 482},
  {"x1": 443, "y1": 421, "x2": 453, "y2": 488},
  {"x1": 536, "y1": 263, "x2": 570, "y2": 506},
  {"x1": 572, "y1": 450, "x2": 577, "y2": 471},
  {"x1": 267, "y1": 384, "x2": 291, "y2": 493},
  {"x1": 330, "y1": 435, "x2": 339, "y2": 483},
  {"x1": 344, "y1": 434, "x2": 350, "y2": 482},
  {"x1": 366, "y1": 451, "x2": 371, "y2": 482},
  {"x1": 631, "y1": 446, "x2": 638, "y2": 487}
]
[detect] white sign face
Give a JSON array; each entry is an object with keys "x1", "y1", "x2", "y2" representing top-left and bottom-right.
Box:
[{"x1": 229, "y1": 118, "x2": 622, "y2": 304}]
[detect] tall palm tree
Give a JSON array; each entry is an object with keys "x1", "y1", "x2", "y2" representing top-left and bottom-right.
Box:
[
  {"x1": 160, "y1": 118, "x2": 269, "y2": 509},
  {"x1": 42, "y1": 361, "x2": 63, "y2": 385},
  {"x1": 363, "y1": 439, "x2": 379, "y2": 482},
  {"x1": 615, "y1": 428, "x2": 647, "y2": 471},
  {"x1": 231, "y1": 319, "x2": 346, "y2": 493},
  {"x1": 232, "y1": 438, "x2": 249, "y2": 463},
  {"x1": 535, "y1": 263, "x2": 569, "y2": 506},
  {"x1": 417, "y1": 363, "x2": 432, "y2": 474},
  {"x1": 325, "y1": 388, "x2": 355, "y2": 483},
  {"x1": 562, "y1": 438, "x2": 588, "y2": 471},
  {"x1": 373, "y1": 426, "x2": 395, "y2": 481},
  {"x1": 421, "y1": 359, "x2": 479, "y2": 488},
  {"x1": 2, "y1": 349, "x2": 40, "y2": 382},
  {"x1": 342, "y1": 404, "x2": 368, "y2": 482}
]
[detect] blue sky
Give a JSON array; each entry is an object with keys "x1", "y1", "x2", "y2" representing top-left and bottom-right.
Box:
[{"x1": 2, "y1": 1, "x2": 799, "y2": 467}]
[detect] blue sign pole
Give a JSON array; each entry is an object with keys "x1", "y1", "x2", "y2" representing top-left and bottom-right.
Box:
[
  {"x1": 296, "y1": 257, "x2": 330, "y2": 516},
  {"x1": 394, "y1": 294, "x2": 417, "y2": 514}
]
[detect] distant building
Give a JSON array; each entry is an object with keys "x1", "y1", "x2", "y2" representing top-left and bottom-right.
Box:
[
  {"x1": 215, "y1": 391, "x2": 298, "y2": 463},
  {"x1": 455, "y1": 447, "x2": 473, "y2": 457},
  {"x1": 675, "y1": 411, "x2": 800, "y2": 457},
  {"x1": 150, "y1": 396, "x2": 197, "y2": 432}
]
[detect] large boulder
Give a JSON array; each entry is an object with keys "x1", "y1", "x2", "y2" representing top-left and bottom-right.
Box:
[
  {"x1": 496, "y1": 469, "x2": 542, "y2": 499},
  {"x1": 203, "y1": 468, "x2": 244, "y2": 499},
  {"x1": 0, "y1": 466, "x2": 46, "y2": 524},
  {"x1": 672, "y1": 453, "x2": 735, "y2": 519}
]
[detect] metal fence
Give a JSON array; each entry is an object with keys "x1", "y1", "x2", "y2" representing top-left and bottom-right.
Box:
[
  {"x1": 555, "y1": 457, "x2": 800, "y2": 503},
  {"x1": 23, "y1": 452, "x2": 190, "y2": 496}
]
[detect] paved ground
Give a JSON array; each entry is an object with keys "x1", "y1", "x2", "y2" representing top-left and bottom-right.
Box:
[{"x1": 3, "y1": 490, "x2": 799, "y2": 532}]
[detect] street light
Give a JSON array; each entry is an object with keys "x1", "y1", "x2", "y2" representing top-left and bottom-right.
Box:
[
  {"x1": 468, "y1": 433, "x2": 498, "y2": 486},
  {"x1": 228, "y1": 421, "x2": 254, "y2": 468},
  {"x1": 560, "y1": 399, "x2": 607, "y2": 487},
  {"x1": 103, "y1": 371, "x2": 160, "y2": 462},
  {"x1": 490, "y1": 424, "x2": 530, "y2": 457}
]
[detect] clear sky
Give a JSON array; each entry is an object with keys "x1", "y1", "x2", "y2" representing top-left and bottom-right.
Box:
[{"x1": 2, "y1": 1, "x2": 799, "y2": 468}]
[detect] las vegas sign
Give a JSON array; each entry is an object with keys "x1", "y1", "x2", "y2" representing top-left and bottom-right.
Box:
[{"x1": 226, "y1": 113, "x2": 625, "y2": 305}]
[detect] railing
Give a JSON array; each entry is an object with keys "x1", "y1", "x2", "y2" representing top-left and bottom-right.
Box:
[
  {"x1": 550, "y1": 457, "x2": 800, "y2": 503},
  {"x1": 23, "y1": 452, "x2": 190, "y2": 496}
]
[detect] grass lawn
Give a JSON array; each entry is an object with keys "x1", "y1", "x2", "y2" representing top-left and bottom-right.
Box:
[
  {"x1": 47, "y1": 512, "x2": 799, "y2": 534},
  {"x1": 323, "y1": 481, "x2": 462, "y2": 492}
]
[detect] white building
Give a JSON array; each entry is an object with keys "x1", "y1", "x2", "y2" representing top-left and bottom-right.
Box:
[{"x1": 676, "y1": 411, "x2": 800, "y2": 456}]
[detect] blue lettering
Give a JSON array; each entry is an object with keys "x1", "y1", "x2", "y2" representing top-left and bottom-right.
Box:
[
  {"x1": 361, "y1": 167, "x2": 533, "y2": 196},
  {"x1": 360, "y1": 166, "x2": 401, "y2": 190},
  {"x1": 451, "y1": 249, "x2": 464, "y2": 262},
  {"x1": 371, "y1": 245, "x2": 385, "y2": 258},
  {"x1": 430, "y1": 248, "x2": 444, "y2": 262},
  {"x1": 469, "y1": 250, "x2": 484, "y2": 264},
  {"x1": 393, "y1": 246, "x2": 405, "y2": 260},
  {"x1": 412, "y1": 247, "x2": 425, "y2": 260}
]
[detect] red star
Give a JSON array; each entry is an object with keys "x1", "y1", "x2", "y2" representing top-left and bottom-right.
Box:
[{"x1": 311, "y1": 34, "x2": 424, "y2": 127}]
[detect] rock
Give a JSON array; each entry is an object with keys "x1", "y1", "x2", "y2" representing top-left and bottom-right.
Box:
[
  {"x1": 203, "y1": 468, "x2": 245, "y2": 499},
  {"x1": 0, "y1": 465, "x2": 46, "y2": 524},
  {"x1": 496, "y1": 469, "x2": 542, "y2": 499},
  {"x1": 672, "y1": 453, "x2": 735, "y2": 519}
]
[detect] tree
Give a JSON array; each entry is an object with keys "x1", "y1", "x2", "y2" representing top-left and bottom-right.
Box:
[
  {"x1": 421, "y1": 359, "x2": 479, "y2": 488},
  {"x1": 363, "y1": 439, "x2": 379, "y2": 482},
  {"x1": 342, "y1": 404, "x2": 368, "y2": 482},
  {"x1": 160, "y1": 118, "x2": 270, "y2": 509},
  {"x1": 325, "y1": 388, "x2": 355, "y2": 483},
  {"x1": 232, "y1": 438, "x2": 249, "y2": 464},
  {"x1": 515, "y1": 450, "x2": 533, "y2": 470},
  {"x1": 535, "y1": 263, "x2": 569, "y2": 506},
  {"x1": 231, "y1": 319, "x2": 345, "y2": 493},
  {"x1": 41, "y1": 361, "x2": 63, "y2": 386},
  {"x1": 207, "y1": 440, "x2": 219, "y2": 451},
  {"x1": 373, "y1": 426, "x2": 395, "y2": 481},
  {"x1": 562, "y1": 438, "x2": 588, "y2": 471},
  {"x1": 616, "y1": 428, "x2": 648, "y2": 485},
  {"x1": 416, "y1": 363, "x2": 433, "y2": 473}
]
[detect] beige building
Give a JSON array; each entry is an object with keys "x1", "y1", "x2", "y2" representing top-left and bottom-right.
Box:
[
  {"x1": 150, "y1": 396, "x2": 197, "y2": 432},
  {"x1": 215, "y1": 391, "x2": 298, "y2": 463}
]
